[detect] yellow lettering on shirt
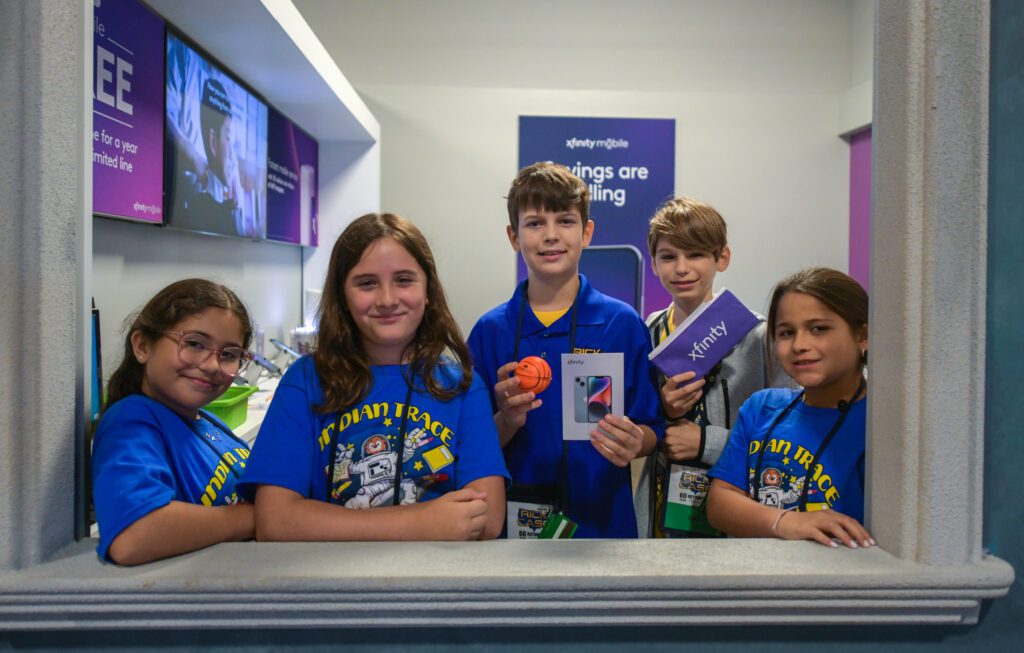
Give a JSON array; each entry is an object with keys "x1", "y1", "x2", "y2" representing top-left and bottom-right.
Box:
[
  {"x1": 320, "y1": 400, "x2": 459, "y2": 461},
  {"x1": 794, "y1": 446, "x2": 815, "y2": 469},
  {"x1": 766, "y1": 438, "x2": 791, "y2": 456},
  {"x1": 439, "y1": 427, "x2": 453, "y2": 446},
  {"x1": 201, "y1": 449, "x2": 247, "y2": 505}
]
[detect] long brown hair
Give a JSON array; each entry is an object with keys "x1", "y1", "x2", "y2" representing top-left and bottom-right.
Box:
[
  {"x1": 766, "y1": 267, "x2": 869, "y2": 375},
  {"x1": 105, "y1": 279, "x2": 253, "y2": 409},
  {"x1": 313, "y1": 213, "x2": 472, "y2": 413}
]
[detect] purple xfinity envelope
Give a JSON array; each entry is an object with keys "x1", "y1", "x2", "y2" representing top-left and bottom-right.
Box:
[{"x1": 649, "y1": 289, "x2": 759, "y2": 380}]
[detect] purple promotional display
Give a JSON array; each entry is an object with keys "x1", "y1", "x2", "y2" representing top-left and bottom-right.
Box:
[
  {"x1": 648, "y1": 289, "x2": 759, "y2": 381},
  {"x1": 518, "y1": 116, "x2": 675, "y2": 315},
  {"x1": 266, "y1": 108, "x2": 319, "y2": 246},
  {"x1": 165, "y1": 31, "x2": 268, "y2": 239},
  {"x1": 849, "y1": 128, "x2": 872, "y2": 292},
  {"x1": 92, "y1": 0, "x2": 165, "y2": 223}
]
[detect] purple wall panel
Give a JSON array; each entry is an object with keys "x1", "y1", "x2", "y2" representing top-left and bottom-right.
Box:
[
  {"x1": 266, "y1": 108, "x2": 319, "y2": 246},
  {"x1": 92, "y1": 0, "x2": 165, "y2": 222},
  {"x1": 849, "y1": 128, "x2": 872, "y2": 291}
]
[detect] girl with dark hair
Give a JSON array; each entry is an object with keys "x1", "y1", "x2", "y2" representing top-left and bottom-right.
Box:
[
  {"x1": 239, "y1": 213, "x2": 507, "y2": 541},
  {"x1": 707, "y1": 268, "x2": 875, "y2": 548},
  {"x1": 91, "y1": 278, "x2": 256, "y2": 564}
]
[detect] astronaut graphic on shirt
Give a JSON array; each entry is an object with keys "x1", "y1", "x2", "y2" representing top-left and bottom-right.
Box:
[
  {"x1": 754, "y1": 467, "x2": 804, "y2": 509},
  {"x1": 710, "y1": 388, "x2": 867, "y2": 523},
  {"x1": 237, "y1": 359, "x2": 509, "y2": 511},
  {"x1": 332, "y1": 427, "x2": 447, "y2": 508}
]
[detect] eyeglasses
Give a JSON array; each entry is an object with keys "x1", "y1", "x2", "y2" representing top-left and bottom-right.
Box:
[{"x1": 161, "y1": 331, "x2": 253, "y2": 376}]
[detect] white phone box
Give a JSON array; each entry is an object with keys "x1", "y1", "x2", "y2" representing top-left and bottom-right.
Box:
[{"x1": 560, "y1": 352, "x2": 624, "y2": 441}]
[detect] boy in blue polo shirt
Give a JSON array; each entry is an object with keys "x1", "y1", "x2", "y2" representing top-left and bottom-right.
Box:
[{"x1": 468, "y1": 162, "x2": 663, "y2": 538}]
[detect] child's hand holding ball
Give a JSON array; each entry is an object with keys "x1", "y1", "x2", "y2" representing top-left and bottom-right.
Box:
[{"x1": 514, "y1": 355, "x2": 551, "y2": 394}]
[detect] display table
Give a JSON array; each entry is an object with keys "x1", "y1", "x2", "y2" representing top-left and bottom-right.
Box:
[{"x1": 234, "y1": 375, "x2": 280, "y2": 445}]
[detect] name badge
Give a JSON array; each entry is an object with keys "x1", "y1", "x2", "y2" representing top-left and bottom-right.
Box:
[
  {"x1": 506, "y1": 500, "x2": 555, "y2": 539},
  {"x1": 662, "y1": 462, "x2": 719, "y2": 536}
]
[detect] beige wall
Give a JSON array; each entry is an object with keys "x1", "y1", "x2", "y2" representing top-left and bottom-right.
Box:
[{"x1": 297, "y1": 0, "x2": 862, "y2": 331}]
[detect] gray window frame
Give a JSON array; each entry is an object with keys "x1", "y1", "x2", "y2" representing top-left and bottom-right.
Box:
[{"x1": 0, "y1": 0, "x2": 1013, "y2": 630}]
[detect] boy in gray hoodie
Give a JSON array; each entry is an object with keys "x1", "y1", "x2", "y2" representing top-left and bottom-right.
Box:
[{"x1": 635, "y1": 197, "x2": 792, "y2": 537}]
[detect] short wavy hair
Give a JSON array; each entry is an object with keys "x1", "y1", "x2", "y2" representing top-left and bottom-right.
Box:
[{"x1": 506, "y1": 162, "x2": 590, "y2": 231}]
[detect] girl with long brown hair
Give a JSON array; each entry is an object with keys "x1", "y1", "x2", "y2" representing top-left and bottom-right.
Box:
[
  {"x1": 707, "y1": 268, "x2": 874, "y2": 548},
  {"x1": 239, "y1": 213, "x2": 507, "y2": 540}
]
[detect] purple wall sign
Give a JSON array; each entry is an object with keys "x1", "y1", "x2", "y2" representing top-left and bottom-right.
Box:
[
  {"x1": 92, "y1": 0, "x2": 164, "y2": 223},
  {"x1": 266, "y1": 108, "x2": 319, "y2": 246},
  {"x1": 849, "y1": 128, "x2": 872, "y2": 291},
  {"x1": 518, "y1": 116, "x2": 675, "y2": 316}
]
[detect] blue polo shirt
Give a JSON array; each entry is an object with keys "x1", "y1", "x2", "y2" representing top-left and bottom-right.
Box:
[{"x1": 467, "y1": 274, "x2": 663, "y2": 538}]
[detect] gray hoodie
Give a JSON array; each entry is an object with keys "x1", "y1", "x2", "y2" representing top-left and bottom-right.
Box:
[{"x1": 634, "y1": 303, "x2": 794, "y2": 537}]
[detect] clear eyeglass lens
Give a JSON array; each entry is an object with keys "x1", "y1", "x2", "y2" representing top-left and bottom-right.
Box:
[{"x1": 176, "y1": 333, "x2": 248, "y2": 375}]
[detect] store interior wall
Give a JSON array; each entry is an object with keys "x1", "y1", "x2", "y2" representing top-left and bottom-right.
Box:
[
  {"x1": 91, "y1": 136, "x2": 378, "y2": 380},
  {"x1": 296, "y1": 0, "x2": 873, "y2": 331},
  {"x1": 91, "y1": 0, "x2": 876, "y2": 363},
  {"x1": 842, "y1": 0, "x2": 876, "y2": 133},
  {"x1": 92, "y1": 221, "x2": 302, "y2": 367}
]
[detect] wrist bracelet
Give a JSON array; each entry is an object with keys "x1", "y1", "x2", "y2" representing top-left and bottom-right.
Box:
[{"x1": 770, "y1": 510, "x2": 790, "y2": 538}]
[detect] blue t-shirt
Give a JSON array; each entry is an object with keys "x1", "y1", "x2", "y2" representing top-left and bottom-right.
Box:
[
  {"x1": 467, "y1": 274, "x2": 664, "y2": 538},
  {"x1": 91, "y1": 394, "x2": 250, "y2": 560},
  {"x1": 237, "y1": 356, "x2": 509, "y2": 506},
  {"x1": 708, "y1": 388, "x2": 866, "y2": 523}
]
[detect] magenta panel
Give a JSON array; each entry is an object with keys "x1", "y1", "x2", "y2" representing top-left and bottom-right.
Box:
[
  {"x1": 849, "y1": 128, "x2": 872, "y2": 291},
  {"x1": 92, "y1": 0, "x2": 165, "y2": 223}
]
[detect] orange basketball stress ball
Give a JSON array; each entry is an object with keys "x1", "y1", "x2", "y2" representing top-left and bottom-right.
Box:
[{"x1": 515, "y1": 356, "x2": 552, "y2": 394}]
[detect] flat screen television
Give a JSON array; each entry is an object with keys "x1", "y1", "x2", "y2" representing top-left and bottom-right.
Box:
[
  {"x1": 266, "y1": 107, "x2": 319, "y2": 246},
  {"x1": 164, "y1": 29, "x2": 268, "y2": 239}
]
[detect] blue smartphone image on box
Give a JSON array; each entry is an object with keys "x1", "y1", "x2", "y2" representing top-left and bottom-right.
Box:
[
  {"x1": 574, "y1": 376, "x2": 590, "y2": 424},
  {"x1": 587, "y1": 376, "x2": 612, "y2": 422}
]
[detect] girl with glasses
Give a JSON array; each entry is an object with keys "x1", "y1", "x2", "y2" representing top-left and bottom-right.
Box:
[{"x1": 91, "y1": 278, "x2": 256, "y2": 564}]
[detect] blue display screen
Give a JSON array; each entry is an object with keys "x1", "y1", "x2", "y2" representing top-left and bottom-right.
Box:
[{"x1": 579, "y1": 245, "x2": 644, "y2": 313}]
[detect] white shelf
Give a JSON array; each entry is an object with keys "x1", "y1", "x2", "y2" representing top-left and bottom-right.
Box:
[
  {"x1": 143, "y1": 0, "x2": 379, "y2": 143},
  {"x1": 232, "y1": 375, "x2": 280, "y2": 445}
]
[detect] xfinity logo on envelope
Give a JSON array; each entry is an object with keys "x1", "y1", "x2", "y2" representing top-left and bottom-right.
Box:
[{"x1": 688, "y1": 320, "x2": 729, "y2": 361}]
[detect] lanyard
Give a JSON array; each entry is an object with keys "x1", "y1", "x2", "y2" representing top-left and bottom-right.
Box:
[
  {"x1": 750, "y1": 377, "x2": 865, "y2": 512},
  {"x1": 183, "y1": 413, "x2": 247, "y2": 481},
  {"x1": 325, "y1": 374, "x2": 415, "y2": 505},
  {"x1": 510, "y1": 279, "x2": 582, "y2": 513}
]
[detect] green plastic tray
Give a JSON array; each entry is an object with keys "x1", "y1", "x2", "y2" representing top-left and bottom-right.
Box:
[{"x1": 203, "y1": 384, "x2": 259, "y2": 430}]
